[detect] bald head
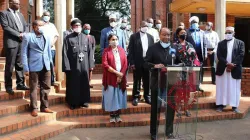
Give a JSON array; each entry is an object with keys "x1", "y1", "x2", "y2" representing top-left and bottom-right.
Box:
[
  {"x1": 43, "y1": 11, "x2": 50, "y2": 17},
  {"x1": 141, "y1": 21, "x2": 148, "y2": 28},
  {"x1": 156, "y1": 20, "x2": 162, "y2": 24},
  {"x1": 9, "y1": 0, "x2": 20, "y2": 10},
  {"x1": 159, "y1": 27, "x2": 171, "y2": 43}
]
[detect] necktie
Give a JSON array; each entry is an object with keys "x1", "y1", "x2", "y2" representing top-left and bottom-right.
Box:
[{"x1": 14, "y1": 11, "x2": 23, "y2": 32}]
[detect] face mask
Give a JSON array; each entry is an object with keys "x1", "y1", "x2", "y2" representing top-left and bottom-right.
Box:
[
  {"x1": 179, "y1": 34, "x2": 186, "y2": 40},
  {"x1": 84, "y1": 29, "x2": 90, "y2": 35},
  {"x1": 140, "y1": 27, "x2": 148, "y2": 33},
  {"x1": 147, "y1": 23, "x2": 153, "y2": 28},
  {"x1": 225, "y1": 33, "x2": 234, "y2": 40},
  {"x1": 73, "y1": 27, "x2": 82, "y2": 33},
  {"x1": 110, "y1": 22, "x2": 117, "y2": 28},
  {"x1": 206, "y1": 25, "x2": 211, "y2": 31},
  {"x1": 160, "y1": 41, "x2": 170, "y2": 49},
  {"x1": 156, "y1": 24, "x2": 162, "y2": 29},
  {"x1": 43, "y1": 16, "x2": 50, "y2": 22},
  {"x1": 110, "y1": 41, "x2": 119, "y2": 47},
  {"x1": 121, "y1": 23, "x2": 127, "y2": 28},
  {"x1": 38, "y1": 26, "x2": 44, "y2": 34},
  {"x1": 191, "y1": 23, "x2": 199, "y2": 30}
]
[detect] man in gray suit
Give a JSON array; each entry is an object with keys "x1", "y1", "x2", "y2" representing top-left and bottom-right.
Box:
[
  {"x1": 21, "y1": 20, "x2": 54, "y2": 117},
  {"x1": 0, "y1": 0, "x2": 29, "y2": 95}
]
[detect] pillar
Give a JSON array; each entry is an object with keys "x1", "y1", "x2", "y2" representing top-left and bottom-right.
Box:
[
  {"x1": 215, "y1": 0, "x2": 226, "y2": 40},
  {"x1": 54, "y1": 0, "x2": 66, "y2": 81},
  {"x1": 66, "y1": 0, "x2": 75, "y2": 29},
  {"x1": 36, "y1": 0, "x2": 43, "y2": 19}
]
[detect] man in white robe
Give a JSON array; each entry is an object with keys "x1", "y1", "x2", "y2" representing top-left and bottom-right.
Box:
[{"x1": 216, "y1": 27, "x2": 245, "y2": 113}]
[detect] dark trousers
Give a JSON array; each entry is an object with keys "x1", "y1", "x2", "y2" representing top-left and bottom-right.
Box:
[
  {"x1": 150, "y1": 88, "x2": 175, "y2": 136},
  {"x1": 29, "y1": 67, "x2": 51, "y2": 110},
  {"x1": 4, "y1": 45, "x2": 25, "y2": 89},
  {"x1": 51, "y1": 50, "x2": 56, "y2": 84},
  {"x1": 132, "y1": 65, "x2": 150, "y2": 99},
  {"x1": 196, "y1": 51, "x2": 204, "y2": 83},
  {"x1": 205, "y1": 50, "x2": 216, "y2": 82}
]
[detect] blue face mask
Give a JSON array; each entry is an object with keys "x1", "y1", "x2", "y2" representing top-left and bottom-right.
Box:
[
  {"x1": 191, "y1": 23, "x2": 199, "y2": 30},
  {"x1": 84, "y1": 29, "x2": 90, "y2": 35},
  {"x1": 160, "y1": 41, "x2": 170, "y2": 49}
]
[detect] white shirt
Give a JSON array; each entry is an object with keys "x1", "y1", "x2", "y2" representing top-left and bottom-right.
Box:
[
  {"x1": 226, "y1": 38, "x2": 235, "y2": 63},
  {"x1": 140, "y1": 32, "x2": 148, "y2": 57},
  {"x1": 204, "y1": 30, "x2": 220, "y2": 52},
  {"x1": 147, "y1": 27, "x2": 159, "y2": 43},
  {"x1": 43, "y1": 22, "x2": 59, "y2": 50},
  {"x1": 112, "y1": 48, "x2": 121, "y2": 71}
]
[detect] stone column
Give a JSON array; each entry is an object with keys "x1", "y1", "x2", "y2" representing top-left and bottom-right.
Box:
[
  {"x1": 66, "y1": 0, "x2": 75, "y2": 29},
  {"x1": 215, "y1": 0, "x2": 226, "y2": 40},
  {"x1": 36, "y1": 0, "x2": 43, "y2": 19},
  {"x1": 54, "y1": 0, "x2": 67, "y2": 81}
]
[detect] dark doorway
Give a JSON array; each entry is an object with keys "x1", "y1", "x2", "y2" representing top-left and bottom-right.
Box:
[{"x1": 235, "y1": 18, "x2": 250, "y2": 67}]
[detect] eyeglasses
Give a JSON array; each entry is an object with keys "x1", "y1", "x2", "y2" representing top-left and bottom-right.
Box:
[{"x1": 225, "y1": 32, "x2": 233, "y2": 34}]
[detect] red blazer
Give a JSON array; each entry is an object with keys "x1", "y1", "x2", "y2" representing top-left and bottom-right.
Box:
[{"x1": 102, "y1": 46, "x2": 128, "y2": 92}]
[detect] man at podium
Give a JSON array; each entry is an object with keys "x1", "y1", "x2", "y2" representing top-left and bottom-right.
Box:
[{"x1": 145, "y1": 27, "x2": 181, "y2": 140}]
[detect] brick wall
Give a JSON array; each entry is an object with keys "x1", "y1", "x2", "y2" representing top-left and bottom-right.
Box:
[
  {"x1": 131, "y1": 0, "x2": 167, "y2": 33},
  {"x1": 241, "y1": 68, "x2": 250, "y2": 96},
  {"x1": 0, "y1": 0, "x2": 36, "y2": 56}
]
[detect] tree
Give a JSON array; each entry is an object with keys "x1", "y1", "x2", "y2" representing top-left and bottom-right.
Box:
[{"x1": 43, "y1": 0, "x2": 55, "y2": 23}]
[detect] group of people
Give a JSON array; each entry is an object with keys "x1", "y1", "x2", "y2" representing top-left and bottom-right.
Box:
[{"x1": 0, "y1": 0, "x2": 245, "y2": 140}]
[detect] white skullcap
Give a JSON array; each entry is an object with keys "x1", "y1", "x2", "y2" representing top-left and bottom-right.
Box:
[
  {"x1": 226, "y1": 26, "x2": 235, "y2": 32},
  {"x1": 189, "y1": 16, "x2": 199, "y2": 23},
  {"x1": 71, "y1": 18, "x2": 79, "y2": 22},
  {"x1": 109, "y1": 14, "x2": 116, "y2": 19}
]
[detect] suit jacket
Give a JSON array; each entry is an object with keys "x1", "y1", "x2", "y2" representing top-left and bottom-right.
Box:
[
  {"x1": 128, "y1": 32, "x2": 154, "y2": 68},
  {"x1": 21, "y1": 31, "x2": 53, "y2": 72},
  {"x1": 100, "y1": 26, "x2": 126, "y2": 55},
  {"x1": 216, "y1": 38, "x2": 245, "y2": 79},
  {"x1": 0, "y1": 9, "x2": 27, "y2": 48},
  {"x1": 186, "y1": 29, "x2": 207, "y2": 60}
]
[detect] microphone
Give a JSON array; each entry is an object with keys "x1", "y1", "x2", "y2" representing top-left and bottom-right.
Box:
[
  {"x1": 187, "y1": 48, "x2": 196, "y2": 59},
  {"x1": 169, "y1": 48, "x2": 176, "y2": 65}
]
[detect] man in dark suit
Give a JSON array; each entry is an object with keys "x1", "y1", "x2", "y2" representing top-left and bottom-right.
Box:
[
  {"x1": 216, "y1": 26, "x2": 245, "y2": 114},
  {"x1": 0, "y1": 0, "x2": 29, "y2": 94},
  {"x1": 145, "y1": 27, "x2": 181, "y2": 140},
  {"x1": 128, "y1": 21, "x2": 154, "y2": 106}
]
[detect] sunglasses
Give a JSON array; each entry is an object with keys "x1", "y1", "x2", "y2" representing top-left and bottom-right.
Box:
[{"x1": 225, "y1": 32, "x2": 233, "y2": 34}]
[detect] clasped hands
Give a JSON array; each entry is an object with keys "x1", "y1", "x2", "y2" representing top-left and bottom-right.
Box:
[
  {"x1": 154, "y1": 64, "x2": 167, "y2": 73},
  {"x1": 226, "y1": 63, "x2": 236, "y2": 72},
  {"x1": 116, "y1": 72, "x2": 123, "y2": 84}
]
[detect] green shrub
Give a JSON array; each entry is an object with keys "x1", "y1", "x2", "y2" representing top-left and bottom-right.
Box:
[{"x1": 94, "y1": 44, "x2": 102, "y2": 64}]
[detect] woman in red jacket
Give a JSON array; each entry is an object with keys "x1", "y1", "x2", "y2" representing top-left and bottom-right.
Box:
[{"x1": 102, "y1": 33, "x2": 128, "y2": 123}]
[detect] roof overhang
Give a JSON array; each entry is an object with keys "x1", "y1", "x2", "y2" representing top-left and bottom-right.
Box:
[{"x1": 170, "y1": 0, "x2": 250, "y2": 16}]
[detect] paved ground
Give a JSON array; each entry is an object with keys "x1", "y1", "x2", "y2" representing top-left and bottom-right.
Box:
[{"x1": 50, "y1": 112, "x2": 250, "y2": 140}]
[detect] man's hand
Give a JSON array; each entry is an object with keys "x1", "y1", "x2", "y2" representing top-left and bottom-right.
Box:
[
  {"x1": 130, "y1": 65, "x2": 136, "y2": 70},
  {"x1": 226, "y1": 63, "x2": 236, "y2": 69},
  {"x1": 24, "y1": 72, "x2": 29, "y2": 76},
  {"x1": 208, "y1": 51, "x2": 214, "y2": 55},
  {"x1": 19, "y1": 33, "x2": 24, "y2": 40},
  {"x1": 154, "y1": 64, "x2": 164, "y2": 68}
]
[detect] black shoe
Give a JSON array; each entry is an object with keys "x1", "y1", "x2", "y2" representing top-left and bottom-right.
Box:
[
  {"x1": 167, "y1": 133, "x2": 175, "y2": 139},
  {"x1": 132, "y1": 98, "x2": 139, "y2": 106},
  {"x1": 151, "y1": 135, "x2": 156, "y2": 140},
  {"x1": 6, "y1": 88, "x2": 14, "y2": 95},
  {"x1": 81, "y1": 103, "x2": 89, "y2": 108},
  {"x1": 16, "y1": 85, "x2": 29, "y2": 90},
  {"x1": 145, "y1": 98, "x2": 151, "y2": 105}
]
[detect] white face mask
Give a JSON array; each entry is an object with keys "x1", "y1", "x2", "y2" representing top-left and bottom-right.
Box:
[
  {"x1": 110, "y1": 22, "x2": 117, "y2": 28},
  {"x1": 225, "y1": 33, "x2": 234, "y2": 40},
  {"x1": 141, "y1": 27, "x2": 148, "y2": 33},
  {"x1": 147, "y1": 23, "x2": 153, "y2": 28},
  {"x1": 206, "y1": 25, "x2": 211, "y2": 31},
  {"x1": 121, "y1": 23, "x2": 127, "y2": 28},
  {"x1": 110, "y1": 40, "x2": 119, "y2": 47},
  {"x1": 156, "y1": 24, "x2": 162, "y2": 29},
  {"x1": 73, "y1": 27, "x2": 82, "y2": 33}
]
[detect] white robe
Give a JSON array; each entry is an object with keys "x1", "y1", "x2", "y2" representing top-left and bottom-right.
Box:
[{"x1": 216, "y1": 38, "x2": 241, "y2": 107}]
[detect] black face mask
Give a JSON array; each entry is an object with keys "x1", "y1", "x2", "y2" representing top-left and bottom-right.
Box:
[{"x1": 179, "y1": 34, "x2": 186, "y2": 40}]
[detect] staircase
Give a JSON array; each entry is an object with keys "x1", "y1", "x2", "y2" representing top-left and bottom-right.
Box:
[{"x1": 0, "y1": 57, "x2": 249, "y2": 140}]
